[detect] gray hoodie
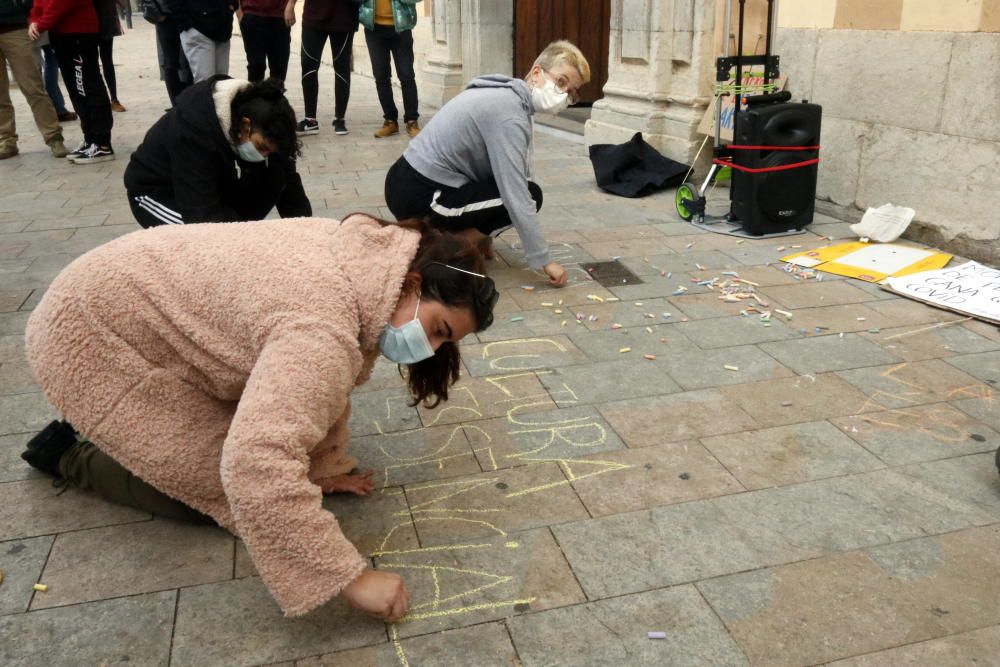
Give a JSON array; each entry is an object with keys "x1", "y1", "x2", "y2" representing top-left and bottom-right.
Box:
[{"x1": 402, "y1": 75, "x2": 551, "y2": 269}]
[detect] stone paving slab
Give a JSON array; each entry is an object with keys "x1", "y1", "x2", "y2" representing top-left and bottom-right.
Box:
[
  {"x1": 568, "y1": 323, "x2": 699, "y2": 362},
  {"x1": 719, "y1": 373, "x2": 880, "y2": 428},
  {"x1": 537, "y1": 357, "x2": 682, "y2": 404},
  {"x1": 700, "y1": 420, "x2": 885, "y2": 489},
  {"x1": 351, "y1": 426, "x2": 483, "y2": 490},
  {"x1": 658, "y1": 344, "x2": 796, "y2": 390},
  {"x1": 461, "y1": 335, "x2": 591, "y2": 376},
  {"x1": 676, "y1": 314, "x2": 800, "y2": 349},
  {"x1": 568, "y1": 440, "x2": 744, "y2": 517},
  {"x1": 506, "y1": 585, "x2": 748, "y2": 667},
  {"x1": 552, "y1": 463, "x2": 996, "y2": 600},
  {"x1": 378, "y1": 528, "x2": 585, "y2": 639},
  {"x1": 831, "y1": 404, "x2": 1000, "y2": 465},
  {"x1": 860, "y1": 322, "x2": 1000, "y2": 361},
  {"x1": 416, "y1": 373, "x2": 555, "y2": 427},
  {"x1": 0, "y1": 590, "x2": 175, "y2": 667},
  {"x1": 172, "y1": 576, "x2": 386, "y2": 667},
  {"x1": 296, "y1": 622, "x2": 517, "y2": 667},
  {"x1": 0, "y1": 536, "x2": 53, "y2": 615},
  {"x1": 322, "y1": 487, "x2": 419, "y2": 558},
  {"x1": 759, "y1": 333, "x2": 903, "y2": 375},
  {"x1": 31, "y1": 519, "x2": 234, "y2": 610},
  {"x1": 0, "y1": 433, "x2": 44, "y2": 483},
  {"x1": 824, "y1": 624, "x2": 1000, "y2": 666},
  {"x1": 762, "y1": 280, "x2": 879, "y2": 309},
  {"x1": 697, "y1": 525, "x2": 1000, "y2": 667},
  {"x1": 945, "y1": 350, "x2": 1000, "y2": 385},
  {"x1": 0, "y1": 392, "x2": 59, "y2": 435},
  {"x1": 837, "y1": 359, "x2": 993, "y2": 409}
]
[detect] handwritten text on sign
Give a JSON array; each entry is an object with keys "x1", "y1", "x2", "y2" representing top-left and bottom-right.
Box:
[{"x1": 886, "y1": 261, "x2": 1000, "y2": 324}]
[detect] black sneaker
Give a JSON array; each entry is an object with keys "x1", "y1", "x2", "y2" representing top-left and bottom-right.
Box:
[
  {"x1": 71, "y1": 145, "x2": 115, "y2": 165},
  {"x1": 66, "y1": 140, "x2": 89, "y2": 160},
  {"x1": 296, "y1": 118, "x2": 319, "y2": 136},
  {"x1": 21, "y1": 420, "x2": 77, "y2": 477},
  {"x1": 333, "y1": 118, "x2": 349, "y2": 135}
]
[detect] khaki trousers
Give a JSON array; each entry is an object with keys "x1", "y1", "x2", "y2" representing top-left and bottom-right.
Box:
[{"x1": 0, "y1": 28, "x2": 63, "y2": 149}]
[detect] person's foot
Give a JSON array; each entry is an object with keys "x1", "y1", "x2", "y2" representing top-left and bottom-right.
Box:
[
  {"x1": 477, "y1": 236, "x2": 496, "y2": 260},
  {"x1": 0, "y1": 145, "x2": 18, "y2": 160},
  {"x1": 57, "y1": 110, "x2": 78, "y2": 122},
  {"x1": 374, "y1": 119, "x2": 399, "y2": 138},
  {"x1": 66, "y1": 140, "x2": 89, "y2": 160},
  {"x1": 49, "y1": 140, "x2": 69, "y2": 158},
  {"x1": 333, "y1": 118, "x2": 349, "y2": 135},
  {"x1": 405, "y1": 120, "x2": 420, "y2": 138},
  {"x1": 317, "y1": 469, "x2": 376, "y2": 496},
  {"x1": 21, "y1": 420, "x2": 77, "y2": 477},
  {"x1": 71, "y1": 144, "x2": 115, "y2": 164},
  {"x1": 296, "y1": 118, "x2": 319, "y2": 136},
  {"x1": 111, "y1": 100, "x2": 126, "y2": 113}
]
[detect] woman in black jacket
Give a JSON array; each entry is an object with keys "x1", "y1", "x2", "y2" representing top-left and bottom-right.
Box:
[{"x1": 123, "y1": 76, "x2": 312, "y2": 227}]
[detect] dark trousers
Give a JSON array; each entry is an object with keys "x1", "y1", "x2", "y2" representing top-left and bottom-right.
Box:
[
  {"x1": 49, "y1": 32, "x2": 113, "y2": 147},
  {"x1": 240, "y1": 14, "x2": 290, "y2": 82},
  {"x1": 98, "y1": 36, "x2": 117, "y2": 101},
  {"x1": 60, "y1": 439, "x2": 214, "y2": 524},
  {"x1": 385, "y1": 157, "x2": 543, "y2": 236},
  {"x1": 363, "y1": 25, "x2": 417, "y2": 123},
  {"x1": 300, "y1": 26, "x2": 353, "y2": 120},
  {"x1": 156, "y1": 17, "x2": 190, "y2": 105},
  {"x1": 128, "y1": 192, "x2": 184, "y2": 228},
  {"x1": 41, "y1": 45, "x2": 66, "y2": 114}
]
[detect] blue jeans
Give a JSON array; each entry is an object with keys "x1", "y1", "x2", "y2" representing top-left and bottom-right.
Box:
[{"x1": 41, "y1": 45, "x2": 66, "y2": 114}]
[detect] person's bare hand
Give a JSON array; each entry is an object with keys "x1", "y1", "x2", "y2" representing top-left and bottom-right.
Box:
[
  {"x1": 235, "y1": 8, "x2": 243, "y2": 21},
  {"x1": 284, "y1": 2, "x2": 296, "y2": 27},
  {"x1": 27, "y1": 23, "x2": 40, "y2": 40},
  {"x1": 341, "y1": 569, "x2": 411, "y2": 623},
  {"x1": 543, "y1": 261, "x2": 568, "y2": 287},
  {"x1": 317, "y1": 469, "x2": 375, "y2": 496}
]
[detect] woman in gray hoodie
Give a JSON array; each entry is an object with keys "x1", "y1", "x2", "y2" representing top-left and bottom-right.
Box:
[{"x1": 384, "y1": 40, "x2": 590, "y2": 287}]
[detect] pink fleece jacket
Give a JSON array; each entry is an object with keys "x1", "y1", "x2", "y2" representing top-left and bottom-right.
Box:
[{"x1": 25, "y1": 215, "x2": 421, "y2": 616}]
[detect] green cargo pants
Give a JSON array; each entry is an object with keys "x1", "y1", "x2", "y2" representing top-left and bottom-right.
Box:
[{"x1": 58, "y1": 439, "x2": 215, "y2": 525}]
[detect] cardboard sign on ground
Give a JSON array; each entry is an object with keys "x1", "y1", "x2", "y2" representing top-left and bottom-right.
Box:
[
  {"x1": 780, "y1": 242, "x2": 953, "y2": 283},
  {"x1": 697, "y1": 75, "x2": 788, "y2": 142},
  {"x1": 884, "y1": 261, "x2": 1000, "y2": 325}
]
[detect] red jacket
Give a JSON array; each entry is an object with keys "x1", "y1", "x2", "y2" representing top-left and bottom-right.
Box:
[{"x1": 30, "y1": 0, "x2": 100, "y2": 35}]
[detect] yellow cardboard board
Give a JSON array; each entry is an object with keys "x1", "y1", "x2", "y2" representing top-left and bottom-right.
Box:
[{"x1": 780, "y1": 242, "x2": 952, "y2": 282}]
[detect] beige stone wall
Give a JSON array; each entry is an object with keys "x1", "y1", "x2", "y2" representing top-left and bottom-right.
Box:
[{"x1": 779, "y1": 0, "x2": 1000, "y2": 32}]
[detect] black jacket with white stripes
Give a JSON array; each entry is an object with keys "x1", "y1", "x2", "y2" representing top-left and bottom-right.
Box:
[{"x1": 124, "y1": 77, "x2": 311, "y2": 224}]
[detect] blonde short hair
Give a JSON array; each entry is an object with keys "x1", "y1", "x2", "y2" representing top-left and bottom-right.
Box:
[{"x1": 531, "y1": 40, "x2": 591, "y2": 84}]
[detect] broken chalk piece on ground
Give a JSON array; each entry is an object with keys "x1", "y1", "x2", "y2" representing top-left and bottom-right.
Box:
[
  {"x1": 33, "y1": 583, "x2": 48, "y2": 592},
  {"x1": 662, "y1": 312, "x2": 671, "y2": 319},
  {"x1": 606, "y1": 297, "x2": 620, "y2": 302},
  {"x1": 520, "y1": 285, "x2": 535, "y2": 291},
  {"x1": 775, "y1": 309, "x2": 793, "y2": 319},
  {"x1": 781, "y1": 401, "x2": 793, "y2": 407},
  {"x1": 635, "y1": 302, "x2": 644, "y2": 307},
  {"x1": 619, "y1": 347, "x2": 632, "y2": 353},
  {"x1": 645, "y1": 327, "x2": 653, "y2": 333},
  {"x1": 644, "y1": 354, "x2": 657, "y2": 360},
  {"x1": 724, "y1": 365, "x2": 740, "y2": 371},
  {"x1": 541, "y1": 302, "x2": 554, "y2": 307},
  {"x1": 868, "y1": 328, "x2": 881, "y2": 333},
  {"x1": 856, "y1": 317, "x2": 866, "y2": 321},
  {"x1": 685, "y1": 242, "x2": 694, "y2": 249},
  {"x1": 776, "y1": 246, "x2": 786, "y2": 251},
  {"x1": 839, "y1": 332, "x2": 845, "y2": 338},
  {"x1": 660, "y1": 271, "x2": 666, "y2": 276},
  {"x1": 611, "y1": 323, "x2": 623, "y2": 329},
  {"x1": 561, "y1": 320, "x2": 567, "y2": 327},
  {"x1": 554, "y1": 309, "x2": 563, "y2": 314},
  {"x1": 510, "y1": 316, "x2": 524, "y2": 322},
  {"x1": 666, "y1": 272, "x2": 672, "y2": 278},
  {"x1": 648, "y1": 632, "x2": 667, "y2": 639}
]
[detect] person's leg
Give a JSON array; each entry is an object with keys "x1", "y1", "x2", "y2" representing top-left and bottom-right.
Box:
[
  {"x1": 389, "y1": 29, "x2": 418, "y2": 123},
  {"x1": 383, "y1": 156, "x2": 438, "y2": 221},
  {"x1": 330, "y1": 31, "x2": 353, "y2": 121},
  {"x1": 268, "y1": 16, "x2": 290, "y2": 81},
  {"x1": 156, "y1": 18, "x2": 187, "y2": 104},
  {"x1": 0, "y1": 44, "x2": 16, "y2": 157},
  {"x1": 50, "y1": 33, "x2": 91, "y2": 146},
  {"x1": 129, "y1": 192, "x2": 185, "y2": 228},
  {"x1": 59, "y1": 439, "x2": 215, "y2": 524},
  {"x1": 179, "y1": 28, "x2": 216, "y2": 83},
  {"x1": 299, "y1": 27, "x2": 326, "y2": 119},
  {"x1": 1, "y1": 29, "x2": 64, "y2": 149},
  {"x1": 215, "y1": 38, "x2": 231, "y2": 77},
  {"x1": 41, "y1": 45, "x2": 67, "y2": 114},
  {"x1": 240, "y1": 14, "x2": 268, "y2": 82},
  {"x1": 74, "y1": 34, "x2": 113, "y2": 149},
  {"x1": 429, "y1": 179, "x2": 544, "y2": 237},
  {"x1": 364, "y1": 26, "x2": 398, "y2": 122},
  {"x1": 98, "y1": 37, "x2": 118, "y2": 103}
]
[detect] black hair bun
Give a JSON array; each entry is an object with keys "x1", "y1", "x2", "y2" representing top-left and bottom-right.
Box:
[{"x1": 254, "y1": 77, "x2": 287, "y2": 99}]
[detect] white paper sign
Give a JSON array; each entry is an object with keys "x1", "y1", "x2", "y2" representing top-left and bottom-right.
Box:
[{"x1": 885, "y1": 261, "x2": 1000, "y2": 325}]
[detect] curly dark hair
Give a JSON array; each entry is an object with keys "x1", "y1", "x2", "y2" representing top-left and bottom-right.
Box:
[
  {"x1": 229, "y1": 78, "x2": 301, "y2": 158},
  {"x1": 362, "y1": 216, "x2": 498, "y2": 408}
]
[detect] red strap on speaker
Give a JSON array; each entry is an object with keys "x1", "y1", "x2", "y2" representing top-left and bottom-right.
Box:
[
  {"x1": 713, "y1": 157, "x2": 821, "y2": 174},
  {"x1": 728, "y1": 144, "x2": 821, "y2": 151}
]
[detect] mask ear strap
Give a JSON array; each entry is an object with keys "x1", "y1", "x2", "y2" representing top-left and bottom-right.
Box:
[{"x1": 413, "y1": 294, "x2": 421, "y2": 319}]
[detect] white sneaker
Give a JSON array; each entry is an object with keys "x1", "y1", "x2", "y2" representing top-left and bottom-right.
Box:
[
  {"x1": 71, "y1": 144, "x2": 115, "y2": 165},
  {"x1": 66, "y1": 141, "x2": 89, "y2": 160}
]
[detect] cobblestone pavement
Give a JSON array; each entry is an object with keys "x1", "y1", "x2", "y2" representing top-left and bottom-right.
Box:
[{"x1": 2, "y1": 18, "x2": 1000, "y2": 667}]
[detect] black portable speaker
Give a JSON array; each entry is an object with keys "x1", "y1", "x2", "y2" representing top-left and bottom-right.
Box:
[{"x1": 730, "y1": 100, "x2": 822, "y2": 235}]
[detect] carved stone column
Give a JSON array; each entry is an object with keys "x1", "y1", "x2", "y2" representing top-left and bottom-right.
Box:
[
  {"x1": 460, "y1": 0, "x2": 514, "y2": 81},
  {"x1": 585, "y1": 0, "x2": 717, "y2": 163},
  {"x1": 421, "y1": 0, "x2": 465, "y2": 107}
]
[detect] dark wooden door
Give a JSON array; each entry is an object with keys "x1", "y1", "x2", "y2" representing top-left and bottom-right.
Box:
[{"x1": 514, "y1": 0, "x2": 611, "y2": 105}]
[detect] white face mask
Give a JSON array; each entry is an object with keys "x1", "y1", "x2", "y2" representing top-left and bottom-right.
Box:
[
  {"x1": 236, "y1": 139, "x2": 267, "y2": 163},
  {"x1": 530, "y1": 75, "x2": 571, "y2": 115}
]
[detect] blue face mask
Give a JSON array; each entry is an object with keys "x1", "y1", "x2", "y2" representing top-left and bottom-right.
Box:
[
  {"x1": 379, "y1": 296, "x2": 434, "y2": 365},
  {"x1": 236, "y1": 139, "x2": 266, "y2": 163}
]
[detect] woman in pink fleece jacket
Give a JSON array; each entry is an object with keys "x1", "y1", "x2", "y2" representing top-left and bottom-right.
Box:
[{"x1": 21, "y1": 214, "x2": 497, "y2": 621}]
